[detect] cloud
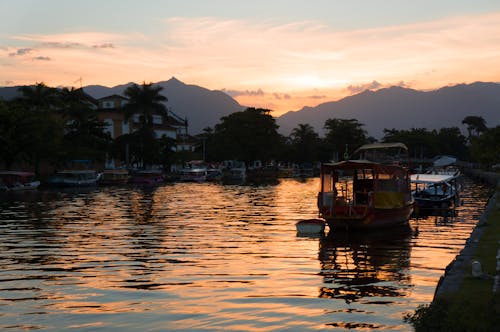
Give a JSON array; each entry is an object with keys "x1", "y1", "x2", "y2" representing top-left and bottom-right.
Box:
[
  {"x1": 347, "y1": 80, "x2": 383, "y2": 94},
  {"x1": 307, "y1": 95, "x2": 327, "y2": 100},
  {"x1": 93, "y1": 43, "x2": 115, "y2": 49},
  {"x1": 9, "y1": 48, "x2": 33, "y2": 56},
  {"x1": 273, "y1": 93, "x2": 291, "y2": 100},
  {"x1": 346, "y1": 80, "x2": 411, "y2": 94},
  {"x1": 222, "y1": 88, "x2": 265, "y2": 97},
  {"x1": 33, "y1": 56, "x2": 51, "y2": 61},
  {"x1": 41, "y1": 41, "x2": 84, "y2": 49}
]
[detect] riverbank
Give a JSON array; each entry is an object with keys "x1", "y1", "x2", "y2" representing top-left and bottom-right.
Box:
[{"x1": 405, "y1": 170, "x2": 500, "y2": 331}]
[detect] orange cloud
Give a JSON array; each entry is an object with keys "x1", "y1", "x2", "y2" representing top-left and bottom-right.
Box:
[{"x1": 1, "y1": 12, "x2": 500, "y2": 113}]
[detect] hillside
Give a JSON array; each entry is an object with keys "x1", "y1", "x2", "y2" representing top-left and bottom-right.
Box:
[{"x1": 276, "y1": 82, "x2": 500, "y2": 138}]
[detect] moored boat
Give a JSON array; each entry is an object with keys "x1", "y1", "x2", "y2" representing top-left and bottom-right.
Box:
[
  {"x1": 317, "y1": 143, "x2": 414, "y2": 230},
  {"x1": 0, "y1": 171, "x2": 40, "y2": 191},
  {"x1": 411, "y1": 173, "x2": 460, "y2": 210},
  {"x1": 129, "y1": 169, "x2": 165, "y2": 184},
  {"x1": 47, "y1": 170, "x2": 100, "y2": 187},
  {"x1": 99, "y1": 169, "x2": 130, "y2": 185},
  {"x1": 179, "y1": 163, "x2": 208, "y2": 182}
]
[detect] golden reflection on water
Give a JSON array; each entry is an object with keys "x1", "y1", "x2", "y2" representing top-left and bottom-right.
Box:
[{"x1": 0, "y1": 178, "x2": 490, "y2": 331}]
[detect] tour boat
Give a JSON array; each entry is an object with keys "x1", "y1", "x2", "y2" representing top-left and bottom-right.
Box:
[
  {"x1": 411, "y1": 173, "x2": 460, "y2": 210},
  {"x1": 317, "y1": 143, "x2": 414, "y2": 230},
  {"x1": 0, "y1": 171, "x2": 40, "y2": 191}
]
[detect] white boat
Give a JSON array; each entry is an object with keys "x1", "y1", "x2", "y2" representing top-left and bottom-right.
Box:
[
  {"x1": 47, "y1": 170, "x2": 101, "y2": 187},
  {"x1": 0, "y1": 171, "x2": 40, "y2": 191},
  {"x1": 296, "y1": 219, "x2": 325, "y2": 234},
  {"x1": 180, "y1": 161, "x2": 208, "y2": 182},
  {"x1": 411, "y1": 173, "x2": 460, "y2": 209}
]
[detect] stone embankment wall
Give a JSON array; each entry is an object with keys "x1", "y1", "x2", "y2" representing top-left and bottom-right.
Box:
[{"x1": 434, "y1": 169, "x2": 499, "y2": 299}]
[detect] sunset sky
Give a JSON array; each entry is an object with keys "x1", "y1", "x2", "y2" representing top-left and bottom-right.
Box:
[{"x1": 1, "y1": 0, "x2": 500, "y2": 115}]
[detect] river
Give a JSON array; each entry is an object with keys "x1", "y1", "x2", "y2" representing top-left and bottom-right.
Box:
[{"x1": 0, "y1": 177, "x2": 490, "y2": 331}]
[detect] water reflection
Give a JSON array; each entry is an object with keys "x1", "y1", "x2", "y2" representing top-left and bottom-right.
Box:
[
  {"x1": 319, "y1": 227, "x2": 412, "y2": 304},
  {"x1": 0, "y1": 178, "x2": 490, "y2": 331}
]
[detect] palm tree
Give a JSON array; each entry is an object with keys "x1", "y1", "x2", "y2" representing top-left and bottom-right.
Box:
[
  {"x1": 16, "y1": 82, "x2": 59, "y2": 112},
  {"x1": 122, "y1": 82, "x2": 169, "y2": 168},
  {"x1": 123, "y1": 82, "x2": 168, "y2": 131},
  {"x1": 59, "y1": 87, "x2": 111, "y2": 162},
  {"x1": 290, "y1": 123, "x2": 319, "y2": 162},
  {"x1": 462, "y1": 116, "x2": 487, "y2": 142}
]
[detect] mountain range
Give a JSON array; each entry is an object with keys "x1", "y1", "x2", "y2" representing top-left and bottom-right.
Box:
[{"x1": 1, "y1": 79, "x2": 499, "y2": 138}]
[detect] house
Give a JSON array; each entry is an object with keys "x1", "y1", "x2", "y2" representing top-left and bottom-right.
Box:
[{"x1": 95, "y1": 94, "x2": 194, "y2": 152}]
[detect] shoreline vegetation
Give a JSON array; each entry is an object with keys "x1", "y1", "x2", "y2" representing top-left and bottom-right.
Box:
[
  {"x1": 405, "y1": 171, "x2": 500, "y2": 331},
  {"x1": 1, "y1": 82, "x2": 499, "y2": 176}
]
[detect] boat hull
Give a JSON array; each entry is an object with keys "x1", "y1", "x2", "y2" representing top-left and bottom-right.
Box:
[{"x1": 322, "y1": 204, "x2": 414, "y2": 230}]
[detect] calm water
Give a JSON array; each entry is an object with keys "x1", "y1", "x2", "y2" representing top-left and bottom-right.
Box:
[{"x1": 0, "y1": 178, "x2": 490, "y2": 331}]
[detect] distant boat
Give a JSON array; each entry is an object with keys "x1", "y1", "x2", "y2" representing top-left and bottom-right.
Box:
[
  {"x1": 0, "y1": 171, "x2": 40, "y2": 191},
  {"x1": 99, "y1": 169, "x2": 130, "y2": 185},
  {"x1": 206, "y1": 167, "x2": 223, "y2": 181},
  {"x1": 222, "y1": 161, "x2": 246, "y2": 182},
  {"x1": 317, "y1": 143, "x2": 414, "y2": 230},
  {"x1": 129, "y1": 169, "x2": 165, "y2": 185},
  {"x1": 411, "y1": 173, "x2": 461, "y2": 210},
  {"x1": 179, "y1": 161, "x2": 208, "y2": 182},
  {"x1": 47, "y1": 170, "x2": 100, "y2": 187}
]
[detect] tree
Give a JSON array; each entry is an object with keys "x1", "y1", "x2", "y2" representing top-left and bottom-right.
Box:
[
  {"x1": 469, "y1": 126, "x2": 500, "y2": 166},
  {"x1": 60, "y1": 87, "x2": 111, "y2": 162},
  {"x1": 211, "y1": 107, "x2": 281, "y2": 164},
  {"x1": 462, "y1": 116, "x2": 487, "y2": 143},
  {"x1": 323, "y1": 118, "x2": 368, "y2": 161},
  {"x1": 123, "y1": 82, "x2": 168, "y2": 168},
  {"x1": 14, "y1": 83, "x2": 64, "y2": 173},
  {"x1": 289, "y1": 123, "x2": 320, "y2": 163},
  {"x1": 16, "y1": 82, "x2": 60, "y2": 112},
  {"x1": 123, "y1": 82, "x2": 168, "y2": 129}
]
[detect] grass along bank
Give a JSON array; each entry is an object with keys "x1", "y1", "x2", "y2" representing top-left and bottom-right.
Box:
[{"x1": 405, "y1": 183, "x2": 500, "y2": 331}]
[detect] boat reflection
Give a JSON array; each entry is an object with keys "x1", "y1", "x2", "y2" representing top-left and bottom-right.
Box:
[{"x1": 319, "y1": 226, "x2": 413, "y2": 303}]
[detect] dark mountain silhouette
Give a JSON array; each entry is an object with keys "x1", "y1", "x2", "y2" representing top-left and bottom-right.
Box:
[
  {"x1": 2, "y1": 80, "x2": 499, "y2": 138},
  {"x1": 276, "y1": 82, "x2": 500, "y2": 138},
  {"x1": 0, "y1": 77, "x2": 244, "y2": 135}
]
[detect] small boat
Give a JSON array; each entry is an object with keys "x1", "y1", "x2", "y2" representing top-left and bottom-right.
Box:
[
  {"x1": 411, "y1": 173, "x2": 460, "y2": 209},
  {"x1": 99, "y1": 169, "x2": 130, "y2": 185},
  {"x1": 178, "y1": 160, "x2": 209, "y2": 182},
  {"x1": 206, "y1": 167, "x2": 223, "y2": 181},
  {"x1": 296, "y1": 219, "x2": 325, "y2": 234},
  {"x1": 129, "y1": 169, "x2": 165, "y2": 184},
  {"x1": 317, "y1": 143, "x2": 414, "y2": 230},
  {"x1": 222, "y1": 161, "x2": 246, "y2": 182},
  {"x1": 0, "y1": 171, "x2": 40, "y2": 191},
  {"x1": 47, "y1": 170, "x2": 100, "y2": 187}
]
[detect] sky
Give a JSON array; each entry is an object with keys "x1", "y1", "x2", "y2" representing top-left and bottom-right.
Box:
[{"x1": 1, "y1": 0, "x2": 500, "y2": 115}]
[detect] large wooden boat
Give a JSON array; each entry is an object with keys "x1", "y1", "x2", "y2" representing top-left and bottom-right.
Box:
[{"x1": 317, "y1": 143, "x2": 414, "y2": 230}]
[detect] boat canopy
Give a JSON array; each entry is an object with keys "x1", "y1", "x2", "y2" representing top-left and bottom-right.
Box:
[
  {"x1": 410, "y1": 173, "x2": 457, "y2": 184},
  {"x1": 351, "y1": 143, "x2": 408, "y2": 164}
]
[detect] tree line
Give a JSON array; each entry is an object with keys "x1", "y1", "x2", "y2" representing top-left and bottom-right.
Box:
[{"x1": 1, "y1": 82, "x2": 498, "y2": 175}]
